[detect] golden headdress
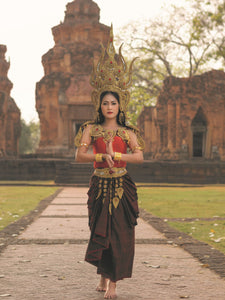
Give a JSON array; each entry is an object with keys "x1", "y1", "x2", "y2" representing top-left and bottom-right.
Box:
[{"x1": 90, "y1": 24, "x2": 137, "y2": 117}]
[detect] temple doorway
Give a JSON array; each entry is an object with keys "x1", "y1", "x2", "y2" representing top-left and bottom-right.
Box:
[{"x1": 191, "y1": 108, "x2": 207, "y2": 158}]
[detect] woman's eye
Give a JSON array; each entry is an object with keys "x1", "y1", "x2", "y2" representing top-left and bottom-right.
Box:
[{"x1": 102, "y1": 101, "x2": 117, "y2": 105}]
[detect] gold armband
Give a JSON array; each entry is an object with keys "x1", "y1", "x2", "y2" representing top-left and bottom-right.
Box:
[
  {"x1": 114, "y1": 152, "x2": 122, "y2": 161},
  {"x1": 132, "y1": 145, "x2": 142, "y2": 152},
  {"x1": 79, "y1": 142, "x2": 89, "y2": 148},
  {"x1": 95, "y1": 153, "x2": 103, "y2": 162}
]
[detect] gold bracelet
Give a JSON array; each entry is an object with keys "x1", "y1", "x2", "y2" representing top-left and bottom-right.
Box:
[
  {"x1": 79, "y1": 142, "x2": 89, "y2": 148},
  {"x1": 95, "y1": 153, "x2": 103, "y2": 162},
  {"x1": 114, "y1": 152, "x2": 122, "y2": 161}
]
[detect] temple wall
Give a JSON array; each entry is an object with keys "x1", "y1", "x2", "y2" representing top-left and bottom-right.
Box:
[{"x1": 1, "y1": 159, "x2": 225, "y2": 184}]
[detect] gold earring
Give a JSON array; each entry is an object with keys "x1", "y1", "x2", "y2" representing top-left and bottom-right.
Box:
[
  {"x1": 119, "y1": 111, "x2": 124, "y2": 124},
  {"x1": 96, "y1": 112, "x2": 100, "y2": 123}
]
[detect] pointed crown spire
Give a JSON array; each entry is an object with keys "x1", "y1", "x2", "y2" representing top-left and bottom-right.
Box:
[{"x1": 90, "y1": 24, "x2": 137, "y2": 114}]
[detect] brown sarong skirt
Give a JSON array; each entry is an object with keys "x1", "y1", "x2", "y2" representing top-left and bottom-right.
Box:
[{"x1": 85, "y1": 171, "x2": 139, "y2": 282}]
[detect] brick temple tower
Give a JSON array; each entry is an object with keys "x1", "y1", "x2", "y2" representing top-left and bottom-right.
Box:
[
  {"x1": 36, "y1": 0, "x2": 110, "y2": 156},
  {"x1": 0, "y1": 45, "x2": 21, "y2": 157}
]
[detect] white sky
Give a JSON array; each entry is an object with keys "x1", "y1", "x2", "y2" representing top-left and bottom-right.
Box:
[{"x1": 0, "y1": 0, "x2": 182, "y2": 122}]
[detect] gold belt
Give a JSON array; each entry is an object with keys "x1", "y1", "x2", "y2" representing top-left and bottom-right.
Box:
[{"x1": 94, "y1": 167, "x2": 127, "y2": 178}]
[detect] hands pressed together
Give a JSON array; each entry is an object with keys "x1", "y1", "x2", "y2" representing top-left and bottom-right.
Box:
[{"x1": 103, "y1": 137, "x2": 115, "y2": 169}]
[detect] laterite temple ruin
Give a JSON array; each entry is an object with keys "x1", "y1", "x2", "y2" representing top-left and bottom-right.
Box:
[
  {"x1": 138, "y1": 70, "x2": 225, "y2": 161},
  {"x1": 35, "y1": 0, "x2": 110, "y2": 156},
  {"x1": 0, "y1": 45, "x2": 20, "y2": 157}
]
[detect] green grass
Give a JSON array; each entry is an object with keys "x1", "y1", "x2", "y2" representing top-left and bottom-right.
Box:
[
  {"x1": 0, "y1": 186, "x2": 59, "y2": 230},
  {"x1": 138, "y1": 185, "x2": 225, "y2": 255},
  {"x1": 168, "y1": 220, "x2": 225, "y2": 254},
  {"x1": 0, "y1": 180, "x2": 55, "y2": 185},
  {"x1": 138, "y1": 186, "x2": 225, "y2": 218}
]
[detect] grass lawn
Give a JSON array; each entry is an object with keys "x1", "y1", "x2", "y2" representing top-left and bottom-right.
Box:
[
  {"x1": 168, "y1": 220, "x2": 225, "y2": 254},
  {"x1": 138, "y1": 185, "x2": 225, "y2": 255},
  {"x1": 0, "y1": 180, "x2": 55, "y2": 185},
  {"x1": 0, "y1": 186, "x2": 59, "y2": 230}
]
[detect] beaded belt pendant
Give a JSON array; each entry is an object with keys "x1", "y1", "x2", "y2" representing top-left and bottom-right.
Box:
[{"x1": 96, "y1": 177, "x2": 124, "y2": 215}]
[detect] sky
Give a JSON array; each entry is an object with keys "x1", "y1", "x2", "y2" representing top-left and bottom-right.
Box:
[{"x1": 0, "y1": 0, "x2": 182, "y2": 122}]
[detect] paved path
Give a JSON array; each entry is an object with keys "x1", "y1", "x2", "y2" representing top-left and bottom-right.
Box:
[{"x1": 0, "y1": 187, "x2": 225, "y2": 299}]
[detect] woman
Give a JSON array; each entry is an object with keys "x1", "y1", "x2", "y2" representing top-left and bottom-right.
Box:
[{"x1": 75, "y1": 26, "x2": 144, "y2": 299}]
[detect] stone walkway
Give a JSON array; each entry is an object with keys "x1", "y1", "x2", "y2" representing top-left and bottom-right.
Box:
[{"x1": 0, "y1": 187, "x2": 225, "y2": 299}]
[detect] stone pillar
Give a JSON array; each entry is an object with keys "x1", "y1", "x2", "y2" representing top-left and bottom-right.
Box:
[
  {"x1": 167, "y1": 101, "x2": 176, "y2": 151},
  {"x1": 175, "y1": 101, "x2": 180, "y2": 149}
]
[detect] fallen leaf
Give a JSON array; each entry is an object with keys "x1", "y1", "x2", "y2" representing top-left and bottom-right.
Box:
[
  {"x1": 77, "y1": 260, "x2": 84, "y2": 264},
  {"x1": 170, "y1": 274, "x2": 182, "y2": 278},
  {"x1": 213, "y1": 237, "x2": 225, "y2": 243},
  {"x1": 200, "y1": 263, "x2": 209, "y2": 268},
  {"x1": 19, "y1": 260, "x2": 31, "y2": 263},
  {"x1": 148, "y1": 265, "x2": 160, "y2": 268}
]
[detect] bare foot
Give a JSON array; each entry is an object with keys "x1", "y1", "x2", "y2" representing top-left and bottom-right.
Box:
[
  {"x1": 104, "y1": 280, "x2": 117, "y2": 299},
  {"x1": 96, "y1": 275, "x2": 108, "y2": 292}
]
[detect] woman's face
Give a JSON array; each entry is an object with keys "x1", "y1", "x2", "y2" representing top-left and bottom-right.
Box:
[{"x1": 101, "y1": 93, "x2": 119, "y2": 120}]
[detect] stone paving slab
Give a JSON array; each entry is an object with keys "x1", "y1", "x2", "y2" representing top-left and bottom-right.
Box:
[
  {"x1": 51, "y1": 197, "x2": 87, "y2": 205},
  {"x1": 0, "y1": 244, "x2": 225, "y2": 300},
  {"x1": 41, "y1": 205, "x2": 88, "y2": 216},
  {"x1": 56, "y1": 187, "x2": 88, "y2": 198},
  {"x1": 18, "y1": 216, "x2": 165, "y2": 241},
  {"x1": 18, "y1": 218, "x2": 89, "y2": 240},
  {"x1": 136, "y1": 219, "x2": 165, "y2": 240}
]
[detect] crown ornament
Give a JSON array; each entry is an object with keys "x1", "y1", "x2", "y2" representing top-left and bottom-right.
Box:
[{"x1": 90, "y1": 24, "x2": 137, "y2": 115}]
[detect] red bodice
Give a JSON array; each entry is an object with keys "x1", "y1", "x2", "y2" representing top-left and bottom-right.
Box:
[{"x1": 93, "y1": 136, "x2": 127, "y2": 168}]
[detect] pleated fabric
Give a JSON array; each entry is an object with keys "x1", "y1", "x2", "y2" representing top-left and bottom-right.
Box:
[{"x1": 85, "y1": 172, "x2": 139, "y2": 282}]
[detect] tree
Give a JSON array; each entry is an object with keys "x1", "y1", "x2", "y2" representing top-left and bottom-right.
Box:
[
  {"x1": 19, "y1": 120, "x2": 40, "y2": 154},
  {"x1": 191, "y1": 0, "x2": 225, "y2": 65},
  {"x1": 116, "y1": 0, "x2": 225, "y2": 123}
]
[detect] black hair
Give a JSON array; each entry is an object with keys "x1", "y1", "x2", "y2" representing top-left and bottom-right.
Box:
[{"x1": 95, "y1": 91, "x2": 126, "y2": 126}]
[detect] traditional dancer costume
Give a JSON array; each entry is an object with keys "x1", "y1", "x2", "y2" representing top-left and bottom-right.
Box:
[{"x1": 75, "y1": 25, "x2": 144, "y2": 282}]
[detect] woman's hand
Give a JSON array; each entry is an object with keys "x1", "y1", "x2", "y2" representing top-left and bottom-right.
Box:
[
  {"x1": 105, "y1": 137, "x2": 114, "y2": 158},
  {"x1": 103, "y1": 153, "x2": 114, "y2": 168}
]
